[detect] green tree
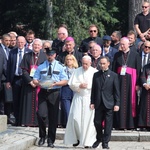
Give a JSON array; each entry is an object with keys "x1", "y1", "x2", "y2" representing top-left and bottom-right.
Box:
[
  {"x1": 0, "y1": 0, "x2": 127, "y2": 43},
  {"x1": 52, "y1": 0, "x2": 119, "y2": 45}
]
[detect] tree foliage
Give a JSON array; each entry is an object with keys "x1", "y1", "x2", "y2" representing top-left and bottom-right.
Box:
[
  {"x1": 0, "y1": 0, "x2": 128, "y2": 45},
  {"x1": 52, "y1": 0, "x2": 119, "y2": 44}
]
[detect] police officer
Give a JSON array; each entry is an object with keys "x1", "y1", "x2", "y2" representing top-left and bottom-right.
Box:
[{"x1": 33, "y1": 48, "x2": 68, "y2": 148}]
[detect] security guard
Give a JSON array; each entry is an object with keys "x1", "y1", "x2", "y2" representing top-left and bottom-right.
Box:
[{"x1": 33, "y1": 48, "x2": 68, "y2": 148}]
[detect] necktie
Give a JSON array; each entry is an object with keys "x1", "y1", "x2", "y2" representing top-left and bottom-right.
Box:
[
  {"x1": 5, "y1": 47, "x2": 9, "y2": 59},
  {"x1": 18, "y1": 50, "x2": 22, "y2": 75},
  {"x1": 143, "y1": 54, "x2": 147, "y2": 67},
  {"x1": 27, "y1": 43, "x2": 30, "y2": 49},
  {"x1": 48, "y1": 63, "x2": 52, "y2": 76}
]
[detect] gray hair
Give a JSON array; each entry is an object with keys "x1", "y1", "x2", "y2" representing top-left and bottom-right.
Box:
[{"x1": 33, "y1": 38, "x2": 43, "y2": 46}]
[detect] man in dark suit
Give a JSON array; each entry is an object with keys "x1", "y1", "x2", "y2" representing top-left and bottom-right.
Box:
[
  {"x1": 0, "y1": 33, "x2": 11, "y2": 122},
  {"x1": 57, "y1": 36, "x2": 83, "y2": 66},
  {"x1": 139, "y1": 41, "x2": 150, "y2": 72},
  {"x1": 6, "y1": 36, "x2": 31, "y2": 125},
  {"x1": 52, "y1": 25, "x2": 68, "y2": 55},
  {"x1": 101, "y1": 35, "x2": 118, "y2": 70},
  {"x1": 90, "y1": 56, "x2": 120, "y2": 149}
]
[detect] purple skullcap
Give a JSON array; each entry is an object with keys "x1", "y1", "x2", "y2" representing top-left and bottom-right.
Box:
[{"x1": 65, "y1": 36, "x2": 74, "y2": 42}]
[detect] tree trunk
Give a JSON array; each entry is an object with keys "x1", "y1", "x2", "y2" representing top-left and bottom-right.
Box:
[
  {"x1": 128, "y1": 0, "x2": 143, "y2": 30},
  {"x1": 45, "y1": 0, "x2": 53, "y2": 40}
]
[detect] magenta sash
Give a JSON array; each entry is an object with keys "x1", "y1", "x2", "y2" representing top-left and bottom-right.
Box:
[
  {"x1": 36, "y1": 86, "x2": 41, "y2": 111},
  {"x1": 117, "y1": 67, "x2": 137, "y2": 117}
]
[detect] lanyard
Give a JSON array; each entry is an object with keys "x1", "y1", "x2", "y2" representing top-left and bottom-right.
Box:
[
  {"x1": 122, "y1": 51, "x2": 130, "y2": 66},
  {"x1": 32, "y1": 52, "x2": 40, "y2": 66}
]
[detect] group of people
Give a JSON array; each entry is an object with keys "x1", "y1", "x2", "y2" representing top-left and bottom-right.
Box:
[{"x1": 0, "y1": 1, "x2": 150, "y2": 149}]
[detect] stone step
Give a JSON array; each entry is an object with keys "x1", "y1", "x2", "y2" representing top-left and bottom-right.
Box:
[
  {"x1": 1, "y1": 127, "x2": 150, "y2": 150},
  {"x1": 0, "y1": 115, "x2": 7, "y2": 133}
]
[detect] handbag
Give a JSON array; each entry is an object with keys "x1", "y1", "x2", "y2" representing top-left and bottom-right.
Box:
[{"x1": 3, "y1": 83, "x2": 13, "y2": 103}]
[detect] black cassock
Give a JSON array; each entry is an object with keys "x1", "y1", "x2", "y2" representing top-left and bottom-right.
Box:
[
  {"x1": 138, "y1": 64, "x2": 150, "y2": 127},
  {"x1": 19, "y1": 50, "x2": 46, "y2": 126},
  {"x1": 112, "y1": 50, "x2": 141, "y2": 129}
]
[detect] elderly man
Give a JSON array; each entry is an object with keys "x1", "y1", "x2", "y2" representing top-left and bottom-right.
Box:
[
  {"x1": 91, "y1": 44, "x2": 102, "y2": 70},
  {"x1": 134, "y1": 1, "x2": 150, "y2": 43},
  {"x1": 79, "y1": 24, "x2": 103, "y2": 52},
  {"x1": 20, "y1": 38, "x2": 46, "y2": 126},
  {"x1": 57, "y1": 36, "x2": 83, "y2": 66},
  {"x1": 112, "y1": 37, "x2": 141, "y2": 129},
  {"x1": 6, "y1": 36, "x2": 31, "y2": 126},
  {"x1": 64, "y1": 55, "x2": 97, "y2": 148},
  {"x1": 52, "y1": 25, "x2": 68, "y2": 55},
  {"x1": 139, "y1": 41, "x2": 150, "y2": 72},
  {"x1": 33, "y1": 48, "x2": 68, "y2": 148}
]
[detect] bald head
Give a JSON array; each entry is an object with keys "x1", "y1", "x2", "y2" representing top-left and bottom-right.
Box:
[
  {"x1": 57, "y1": 27, "x2": 68, "y2": 40},
  {"x1": 17, "y1": 36, "x2": 26, "y2": 49}
]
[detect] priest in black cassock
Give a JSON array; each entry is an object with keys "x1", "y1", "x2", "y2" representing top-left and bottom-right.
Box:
[
  {"x1": 19, "y1": 39, "x2": 46, "y2": 126},
  {"x1": 112, "y1": 37, "x2": 141, "y2": 129},
  {"x1": 138, "y1": 58, "x2": 150, "y2": 130}
]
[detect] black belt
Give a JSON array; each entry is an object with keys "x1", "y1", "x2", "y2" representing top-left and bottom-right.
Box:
[
  {"x1": 14, "y1": 75, "x2": 22, "y2": 78},
  {"x1": 41, "y1": 88, "x2": 60, "y2": 93}
]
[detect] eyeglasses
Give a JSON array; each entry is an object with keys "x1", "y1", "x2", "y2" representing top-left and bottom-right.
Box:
[
  {"x1": 142, "y1": 6, "x2": 149, "y2": 8},
  {"x1": 66, "y1": 58, "x2": 73, "y2": 60},
  {"x1": 145, "y1": 46, "x2": 150, "y2": 49},
  {"x1": 90, "y1": 30, "x2": 97, "y2": 33}
]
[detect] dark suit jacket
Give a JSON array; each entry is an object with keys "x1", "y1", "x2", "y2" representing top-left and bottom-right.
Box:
[
  {"x1": 6, "y1": 48, "x2": 31, "y2": 83},
  {"x1": 0, "y1": 44, "x2": 9, "y2": 81},
  {"x1": 102, "y1": 46, "x2": 118, "y2": 62},
  {"x1": 0, "y1": 55, "x2": 4, "y2": 88},
  {"x1": 102, "y1": 46, "x2": 118, "y2": 69},
  {"x1": 91, "y1": 69, "x2": 120, "y2": 109},
  {"x1": 56, "y1": 47, "x2": 83, "y2": 66},
  {"x1": 79, "y1": 36, "x2": 103, "y2": 52},
  {"x1": 139, "y1": 51, "x2": 150, "y2": 67}
]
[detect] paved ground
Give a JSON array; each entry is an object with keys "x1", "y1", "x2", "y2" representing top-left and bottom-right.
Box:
[
  {"x1": 28, "y1": 141, "x2": 150, "y2": 150},
  {"x1": 1, "y1": 126, "x2": 150, "y2": 150}
]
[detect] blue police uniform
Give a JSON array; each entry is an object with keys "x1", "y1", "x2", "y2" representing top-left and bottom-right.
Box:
[{"x1": 33, "y1": 59, "x2": 68, "y2": 146}]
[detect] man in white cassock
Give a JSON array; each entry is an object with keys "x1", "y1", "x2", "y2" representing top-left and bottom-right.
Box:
[{"x1": 64, "y1": 55, "x2": 97, "y2": 148}]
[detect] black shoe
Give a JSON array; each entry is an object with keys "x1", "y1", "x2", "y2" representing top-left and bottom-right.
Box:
[
  {"x1": 84, "y1": 146, "x2": 91, "y2": 148},
  {"x1": 92, "y1": 140, "x2": 100, "y2": 148},
  {"x1": 47, "y1": 142, "x2": 54, "y2": 148},
  {"x1": 102, "y1": 146, "x2": 110, "y2": 149},
  {"x1": 47, "y1": 138, "x2": 54, "y2": 148},
  {"x1": 7, "y1": 118, "x2": 15, "y2": 124},
  {"x1": 73, "y1": 140, "x2": 80, "y2": 147},
  {"x1": 38, "y1": 137, "x2": 45, "y2": 146}
]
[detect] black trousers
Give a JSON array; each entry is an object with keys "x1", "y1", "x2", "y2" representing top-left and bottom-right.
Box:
[
  {"x1": 37, "y1": 89, "x2": 60, "y2": 143},
  {"x1": 94, "y1": 103, "x2": 113, "y2": 147},
  {"x1": 0, "y1": 82, "x2": 12, "y2": 118},
  {"x1": 12, "y1": 76, "x2": 22, "y2": 125}
]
